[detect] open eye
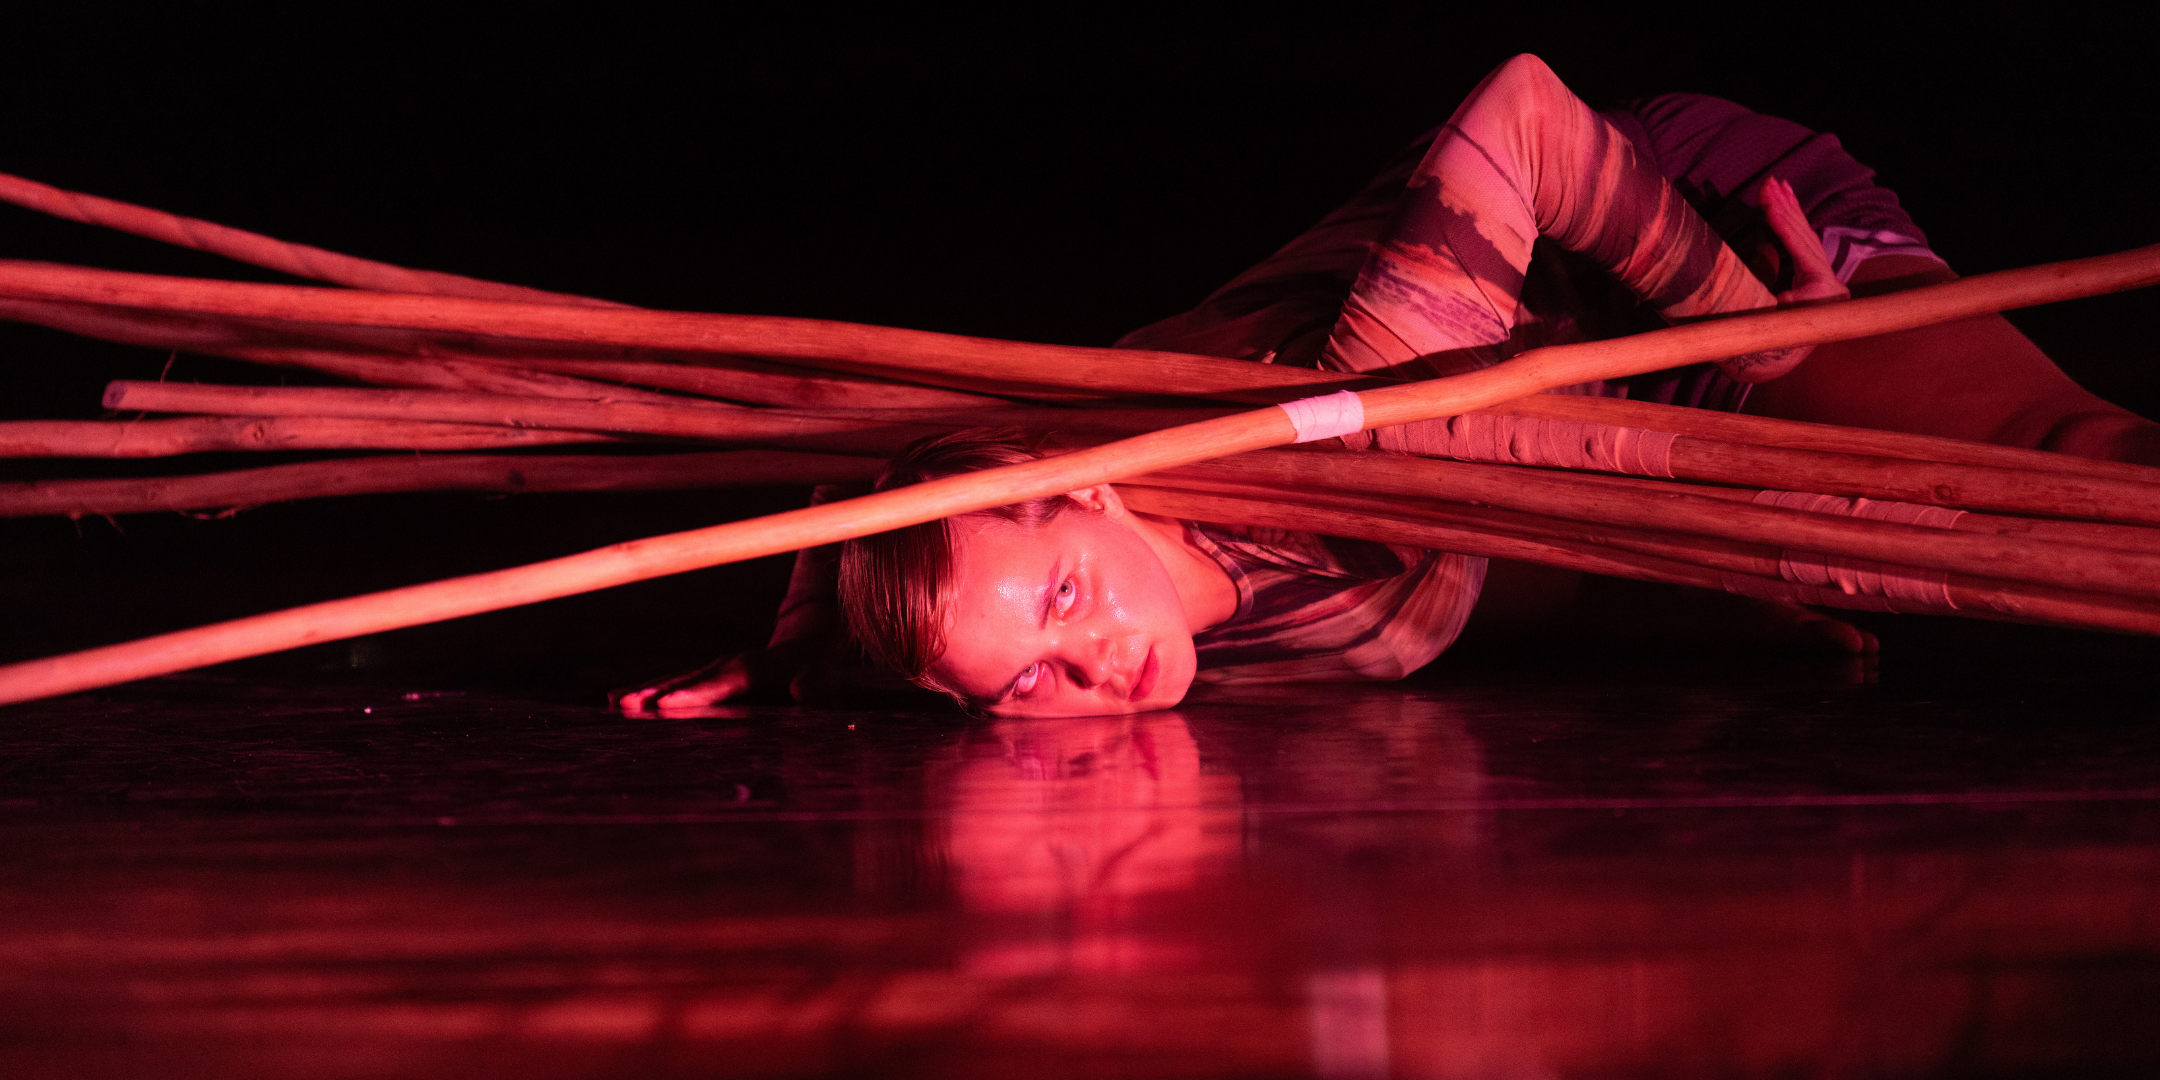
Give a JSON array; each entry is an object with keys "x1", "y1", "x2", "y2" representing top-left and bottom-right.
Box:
[
  {"x1": 1053, "y1": 578, "x2": 1076, "y2": 615},
  {"x1": 1013, "y1": 662, "x2": 1042, "y2": 695}
]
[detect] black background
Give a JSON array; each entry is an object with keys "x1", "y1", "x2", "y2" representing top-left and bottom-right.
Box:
[{"x1": 2, "y1": 7, "x2": 2155, "y2": 696}]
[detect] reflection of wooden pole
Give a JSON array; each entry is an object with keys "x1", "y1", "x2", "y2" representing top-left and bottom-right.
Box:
[
  {"x1": 6, "y1": 247, "x2": 2160, "y2": 705},
  {"x1": 0, "y1": 417, "x2": 622, "y2": 458},
  {"x1": 0, "y1": 451, "x2": 883, "y2": 517},
  {"x1": 1117, "y1": 485, "x2": 2160, "y2": 636}
]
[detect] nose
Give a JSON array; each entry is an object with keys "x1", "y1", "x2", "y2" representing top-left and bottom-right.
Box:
[{"x1": 1066, "y1": 635, "x2": 1133, "y2": 694}]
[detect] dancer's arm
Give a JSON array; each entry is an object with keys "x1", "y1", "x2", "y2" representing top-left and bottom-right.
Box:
[
  {"x1": 1324, "y1": 54, "x2": 1817, "y2": 381},
  {"x1": 614, "y1": 488, "x2": 859, "y2": 712},
  {"x1": 612, "y1": 543, "x2": 843, "y2": 711}
]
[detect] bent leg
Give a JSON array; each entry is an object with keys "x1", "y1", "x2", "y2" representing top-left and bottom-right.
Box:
[{"x1": 1745, "y1": 255, "x2": 2160, "y2": 465}]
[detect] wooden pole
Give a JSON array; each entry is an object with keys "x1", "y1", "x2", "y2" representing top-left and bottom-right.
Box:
[
  {"x1": 508, "y1": 355, "x2": 1009, "y2": 410},
  {"x1": 1486, "y1": 394, "x2": 2160, "y2": 486},
  {"x1": 1660, "y1": 438, "x2": 2160, "y2": 526},
  {"x1": 213, "y1": 347, "x2": 701, "y2": 406},
  {"x1": 0, "y1": 244, "x2": 2151, "y2": 400},
  {"x1": 0, "y1": 294, "x2": 1006, "y2": 410},
  {"x1": 1454, "y1": 467, "x2": 2160, "y2": 556},
  {"x1": 101, "y1": 381, "x2": 932, "y2": 452},
  {"x1": 4, "y1": 246, "x2": 2159, "y2": 705},
  {"x1": 0, "y1": 451, "x2": 884, "y2": 518},
  {"x1": 0, "y1": 417, "x2": 623, "y2": 458},
  {"x1": 0, "y1": 260, "x2": 1371, "y2": 403},
  {"x1": 1120, "y1": 485, "x2": 1733, "y2": 588},
  {"x1": 1157, "y1": 450, "x2": 2160, "y2": 599},
  {"x1": 0, "y1": 170, "x2": 626, "y2": 308},
  {"x1": 1118, "y1": 485, "x2": 2160, "y2": 637}
]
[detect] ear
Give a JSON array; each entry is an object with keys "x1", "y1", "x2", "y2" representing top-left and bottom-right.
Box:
[{"x1": 1061, "y1": 483, "x2": 1128, "y2": 518}]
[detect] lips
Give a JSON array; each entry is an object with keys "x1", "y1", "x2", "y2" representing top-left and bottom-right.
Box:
[{"x1": 1129, "y1": 645, "x2": 1160, "y2": 705}]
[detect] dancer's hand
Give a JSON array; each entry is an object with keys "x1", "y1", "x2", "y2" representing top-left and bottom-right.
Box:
[
  {"x1": 613, "y1": 640, "x2": 820, "y2": 712},
  {"x1": 1760, "y1": 177, "x2": 1851, "y2": 306}
]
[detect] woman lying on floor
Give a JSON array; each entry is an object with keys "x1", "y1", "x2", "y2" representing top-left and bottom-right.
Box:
[{"x1": 618, "y1": 54, "x2": 2160, "y2": 718}]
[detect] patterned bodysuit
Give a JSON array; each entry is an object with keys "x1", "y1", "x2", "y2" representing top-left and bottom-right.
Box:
[{"x1": 1142, "y1": 55, "x2": 1942, "y2": 684}]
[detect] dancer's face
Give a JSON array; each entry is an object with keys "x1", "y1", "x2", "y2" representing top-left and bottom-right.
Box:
[{"x1": 930, "y1": 507, "x2": 1199, "y2": 718}]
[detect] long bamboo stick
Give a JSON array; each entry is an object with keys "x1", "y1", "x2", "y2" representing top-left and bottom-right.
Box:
[
  {"x1": 0, "y1": 260, "x2": 1417, "y2": 402},
  {"x1": 1488, "y1": 394, "x2": 2160, "y2": 486},
  {"x1": 1135, "y1": 472, "x2": 2160, "y2": 625},
  {"x1": 0, "y1": 451, "x2": 883, "y2": 518},
  {"x1": 0, "y1": 296, "x2": 694, "y2": 404},
  {"x1": 1118, "y1": 485, "x2": 2160, "y2": 636},
  {"x1": 97, "y1": 380, "x2": 1217, "y2": 448},
  {"x1": 1, "y1": 245, "x2": 2153, "y2": 402},
  {"x1": 1079, "y1": 403, "x2": 2160, "y2": 525},
  {"x1": 507, "y1": 355, "x2": 1009, "y2": 410},
  {"x1": 215, "y1": 347, "x2": 701, "y2": 406},
  {"x1": 1661, "y1": 438, "x2": 2160, "y2": 525},
  {"x1": 3, "y1": 249, "x2": 2156, "y2": 705},
  {"x1": 101, "y1": 381, "x2": 930, "y2": 452},
  {"x1": 100, "y1": 370, "x2": 2160, "y2": 529},
  {"x1": 0, "y1": 294, "x2": 1018, "y2": 410},
  {"x1": 1434, "y1": 464, "x2": 2160, "y2": 556},
  {"x1": 0, "y1": 171, "x2": 626, "y2": 309},
  {"x1": 1158, "y1": 450, "x2": 2160, "y2": 599},
  {"x1": 0, "y1": 417, "x2": 623, "y2": 458}
]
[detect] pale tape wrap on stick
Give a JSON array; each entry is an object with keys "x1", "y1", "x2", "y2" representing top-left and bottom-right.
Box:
[
  {"x1": 1347, "y1": 411, "x2": 1678, "y2": 477},
  {"x1": 1278, "y1": 390, "x2": 1366, "y2": 443},
  {"x1": 1719, "y1": 491, "x2": 1966, "y2": 613}
]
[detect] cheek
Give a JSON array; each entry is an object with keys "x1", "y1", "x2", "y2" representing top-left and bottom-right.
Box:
[
  {"x1": 1157, "y1": 632, "x2": 1199, "y2": 702},
  {"x1": 1091, "y1": 535, "x2": 1188, "y2": 634}
]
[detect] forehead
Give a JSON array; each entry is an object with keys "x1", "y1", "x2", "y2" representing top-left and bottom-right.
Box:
[
  {"x1": 945, "y1": 516, "x2": 1065, "y2": 616},
  {"x1": 948, "y1": 511, "x2": 1087, "y2": 575}
]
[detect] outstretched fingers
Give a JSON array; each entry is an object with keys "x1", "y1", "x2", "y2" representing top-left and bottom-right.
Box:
[
  {"x1": 613, "y1": 655, "x2": 757, "y2": 713},
  {"x1": 1761, "y1": 177, "x2": 1851, "y2": 305}
]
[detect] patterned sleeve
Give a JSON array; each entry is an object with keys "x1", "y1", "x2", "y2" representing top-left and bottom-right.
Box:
[{"x1": 1604, "y1": 93, "x2": 1946, "y2": 284}]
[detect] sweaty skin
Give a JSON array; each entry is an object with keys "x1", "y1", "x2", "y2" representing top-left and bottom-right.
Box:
[{"x1": 931, "y1": 485, "x2": 1236, "y2": 718}]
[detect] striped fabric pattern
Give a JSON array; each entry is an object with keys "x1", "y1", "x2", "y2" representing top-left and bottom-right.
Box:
[
  {"x1": 1187, "y1": 523, "x2": 1484, "y2": 685},
  {"x1": 1114, "y1": 55, "x2": 1941, "y2": 686}
]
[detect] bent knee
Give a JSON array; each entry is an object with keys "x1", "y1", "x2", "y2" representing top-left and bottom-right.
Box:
[{"x1": 2018, "y1": 406, "x2": 2160, "y2": 465}]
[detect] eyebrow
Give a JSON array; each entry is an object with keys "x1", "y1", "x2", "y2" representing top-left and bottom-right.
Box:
[{"x1": 1036, "y1": 557, "x2": 1063, "y2": 630}]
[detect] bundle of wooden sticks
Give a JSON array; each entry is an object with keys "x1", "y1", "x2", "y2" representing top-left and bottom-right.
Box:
[{"x1": 2, "y1": 170, "x2": 2158, "y2": 705}]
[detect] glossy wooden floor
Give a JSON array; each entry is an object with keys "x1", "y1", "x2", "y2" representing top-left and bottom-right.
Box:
[{"x1": 4, "y1": 628, "x2": 2157, "y2": 1078}]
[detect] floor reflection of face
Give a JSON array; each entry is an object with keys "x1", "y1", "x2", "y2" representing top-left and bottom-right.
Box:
[{"x1": 936, "y1": 714, "x2": 1219, "y2": 914}]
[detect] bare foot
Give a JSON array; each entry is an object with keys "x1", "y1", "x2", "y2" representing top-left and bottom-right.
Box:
[{"x1": 1740, "y1": 597, "x2": 1880, "y2": 655}]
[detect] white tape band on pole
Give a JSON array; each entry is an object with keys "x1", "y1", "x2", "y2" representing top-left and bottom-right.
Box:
[{"x1": 1277, "y1": 390, "x2": 1366, "y2": 443}]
